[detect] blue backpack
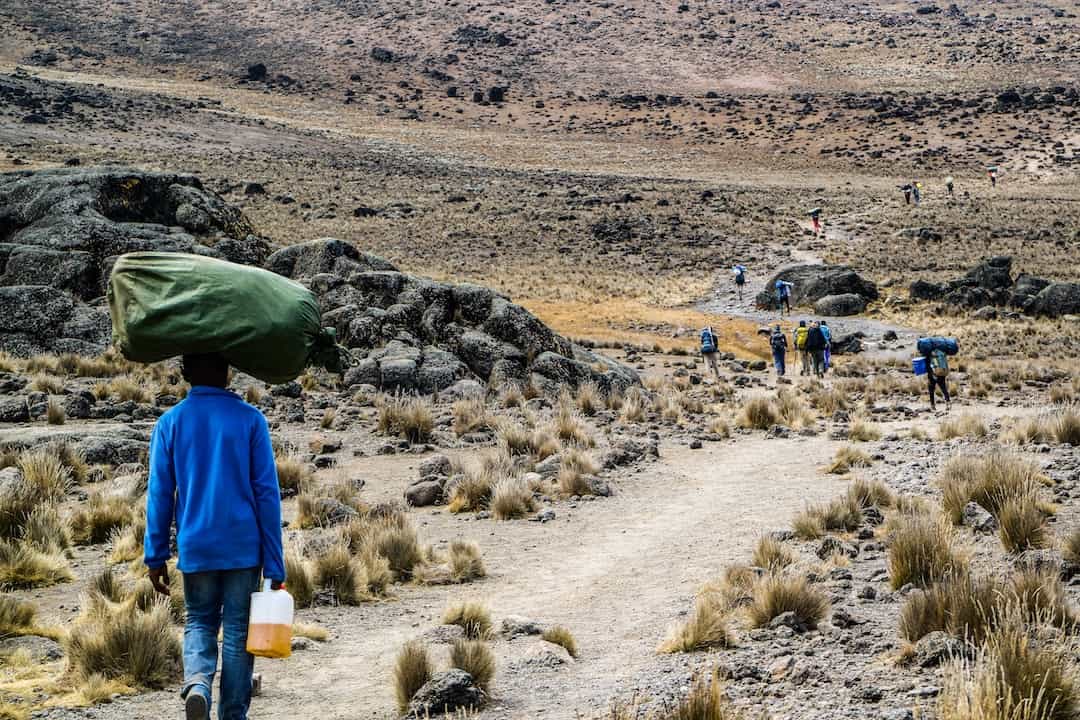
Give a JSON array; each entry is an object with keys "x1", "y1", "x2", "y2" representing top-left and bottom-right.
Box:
[
  {"x1": 700, "y1": 330, "x2": 717, "y2": 354},
  {"x1": 917, "y1": 337, "x2": 959, "y2": 356}
]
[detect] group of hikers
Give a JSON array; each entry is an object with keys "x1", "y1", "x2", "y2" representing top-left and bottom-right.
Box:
[
  {"x1": 898, "y1": 168, "x2": 998, "y2": 205},
  {"x1": 700, "y1": 319, "x2": 835, "y2": 381}
]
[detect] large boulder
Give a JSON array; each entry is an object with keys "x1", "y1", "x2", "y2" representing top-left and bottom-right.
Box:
[
  {"x1": 963, "y1": 256, "x2": 1013, "y2": 290},
  {"x1": 1010, "y1": 274, "x2": 1051, "y2": 309},
  {"x1": 814, "y1": 293, "x2": 867, "y2": 317},
  {"x1": 757, "y1": 264, "x2": 878, "y2": 309},
  {"x1": 1028, "y1": 282, "x2": 1080, "y2": 318}
]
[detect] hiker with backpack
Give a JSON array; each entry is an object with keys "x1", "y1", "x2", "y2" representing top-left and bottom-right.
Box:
[
  {"x1": 899, "y1": 183, "x2": 913, "y2": 205},
  {"x1": 805, "y1": 321, "x2": 827, "y2": 379},
  {"x1": 793, "y1": 320, "x2": 810, "y2": 376},
  {"x1": 769, "y1": 324, "x2": 788, "y2": 377},
  {"x1": 987, "y1": 166, "x2": 998, "y2": 187},
  {"x1": 945, "y1": 176, "x2": 955, "y2": 198},
  {"x1": 700, "y1": 326, "x2": 721, "y2": 380},
  {"x1": 733, "y1": 264, "x2": 747, "y2": 301},
  {"x1": 775, "y1": 280, "x2": 793, "y2": 316},
  {"x1": 912, "y1": 181, "x2": 922, "y2": 205},
  {"x1": 915, "y1": 337, "x2": 958, "y2": 412},
  {"x1": 819, "y1": 320, "x2": 832, "y2": 373},
  {"x1": 808, "y1": 208, "x2": 822, "y2": 235}
]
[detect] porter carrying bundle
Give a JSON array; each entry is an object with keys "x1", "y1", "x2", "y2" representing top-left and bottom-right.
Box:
[{"x1": 108, "y1": 252, "x2": 350, "y2": 384}]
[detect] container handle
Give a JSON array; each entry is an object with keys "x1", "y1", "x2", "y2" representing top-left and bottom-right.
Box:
[{"x1": 262, "y1": 579, "x2": 272, "y2": 592}]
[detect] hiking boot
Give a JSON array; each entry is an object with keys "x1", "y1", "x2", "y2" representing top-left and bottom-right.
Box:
[{"x1": 185, "y1": 691, "x2": 209, "y2": 720}]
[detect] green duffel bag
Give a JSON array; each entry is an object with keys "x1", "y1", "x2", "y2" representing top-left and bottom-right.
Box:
[{"x1": 108, "y1": 252, "x2": 349, "y2": 384}]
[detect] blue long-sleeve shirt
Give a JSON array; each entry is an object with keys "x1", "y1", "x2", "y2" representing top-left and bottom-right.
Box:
[{"x1": 145, "y1": 386, "x2": 285, "y2": 582}]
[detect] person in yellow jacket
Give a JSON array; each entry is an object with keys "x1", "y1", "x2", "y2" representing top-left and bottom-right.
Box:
[{"x1": 793, "y1": 320, "x2": 810, "y2": 376}]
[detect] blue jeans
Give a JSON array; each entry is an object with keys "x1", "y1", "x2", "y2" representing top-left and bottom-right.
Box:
[
  {"x1": 772, "y1": 350, "x2": 786, "y2": 376},
  {"x1": 182, "y1": 567, "x2": 261, "y2": 720}
]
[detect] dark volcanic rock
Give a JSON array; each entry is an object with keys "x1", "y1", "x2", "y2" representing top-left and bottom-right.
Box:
[
  {"x1": 757, "y1": 264, "x2": 878, "y2": 309},
  {"x1": 1028, "y1": 282, "x2": 1080, "y2": 318},
  {"x1": 407, "y1": 670, "x2": 484, "y2": 717},
  {"x1": 814, "y1": 293, "x2": 867, "y2": 316}
]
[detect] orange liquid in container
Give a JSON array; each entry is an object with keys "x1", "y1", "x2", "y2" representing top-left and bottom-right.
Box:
[
  {"x1": 246, "y1": 623, "x2": 292, "y2": 659},
  {"x1": 246, "y1": 580, "x2": 294, "y2": 659}
]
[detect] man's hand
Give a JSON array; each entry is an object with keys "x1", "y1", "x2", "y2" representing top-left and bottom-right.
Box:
[
  {"x1": 148, "y1": 565, "x2": 171, "y2": 596},
  {"x1": 270, "y1": 579, "x2": 284, "y2": 591}
]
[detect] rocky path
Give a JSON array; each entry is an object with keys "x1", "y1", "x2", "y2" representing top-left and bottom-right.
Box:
[
  {"x1": 698, "y1": 219, "x2": 920, "y2": 358},
  {"x1": 55, "y1": 436, "x2": 842, "y2": 720}
]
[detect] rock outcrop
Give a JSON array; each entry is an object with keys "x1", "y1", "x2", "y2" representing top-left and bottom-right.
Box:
[
  {"x1": 0, "y1": 167, "x2": 638, "y2": 394},
  {"x1": 908, "y1": 256, "x2": 1077, "y2": 318},
  {"x1": 756, "y1": 264, "x2": 878, "y2": 311}
]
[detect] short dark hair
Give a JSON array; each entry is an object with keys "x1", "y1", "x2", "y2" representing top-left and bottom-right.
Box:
[{"x1": 181, "y1": 353, "x2": 229, "y2": 375}]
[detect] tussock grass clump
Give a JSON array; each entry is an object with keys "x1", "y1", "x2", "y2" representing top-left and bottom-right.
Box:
[
  {"x1": 491, "y1": 479, "x2": 536, "y2": 520},
  {"x1": 747, "y1": 574, "x2": 828, "y2": 630},
  {"x1": 847, "y1": 477, "x2": 895, "y2": 509},
  {"x1": 1063, "y1": 528, "x2": 1080, "y2": 566},
  {"x1": 938, "y1": 453, "x2": 1045, "y2": 525},
  {"x1": 0, "y1": 594, "x2": 37, "y2": 637},
  {"x1": 938, "y1": 618, "x2": 1078, "y2": 720},
  {"x1": 66, "y1": 601, "x2": 182, "y2": 688},
  {"x1": 496, "y1": 422, "x2": 533, "y2": 457},
  {"x1": 1054, "y1": 406, "x2": 1080, "y2": 446},
  {"x1": 45, "y1": 399, "x2": 66, "y2": 425},
  {"x1": 23, "y1": 505, "x2": 70, "y2": 555},
  {"x1": 575, "y1": 382, "x2": 603, "y2": 416},
  {"x1": 91, "y1": 567, "x2": 126, "y2": 604},
  {"x1": 442, "y1": 601, "x2": 492, "y2": 639},
  {"x1": 659, "y1": 593, "x2": 735, "y2": 653},
  {"x1": 319, "y1": 408, "x2": 336, "y2": 430},
  {"x1": 825, "y1": 445, "x2": 873, "y2": 475},
  {"x1": 285, "y1": 550, "x2": 315, "y2": 609},
  {"x1": 394, "y1": 641, "x2": 433, "y2": 713},
  {"x1": 274, "y1": 455, "x2": 313, "y2": 500},
  {"x1": 1010, "y1": 568, "x2": 1077, "y2": 631},
  {"x1": 899, "y1": 573, "x2": 1000, "y2": 644},
  {"x1": 357, "y1": 546, "x2": 394, "y2": 597},
  {"x1": 16, "y1": 449, "x2": 73, "y2": 503},
  {"x1": 105, "y1": 377, "x2": 151, "y2": 404},
  {"x1": 557, "y1": 448, "x2": 600, "y2": 497},
  {"x1": 707, "y1": 417, "x2": 731, "y2": 439},
  {"x1": 244, "y1": 385, "x2": 264, "y2": 405},
  {"x1": 554, "y1": 402, "x2": 594, "y2": 447},
  {"x1": 107, "y1": 515, "x2": 144, "y2": 564},
  {"x1": 447, "y1": 451, "x2": 508, "y2": 514},
  {"x1": 791, "y1": 509, "x2": 825, "y2": 540},
  {"x1": 341, "y1": 511, "x2": 423, "y2": 581},
  {"x1": 312, "y1": 544, "x2": 368, "y2": 605},
  {"x1": 452, "y1": 396, "x2": 493, "y2": 436},
  {"x1": 619, "y1": 389, "x2": 646, "y2": 423},
  {"x1": 751, "y1": 536, "x2": 794, "y2": 571},
  {"x1": 939, "y1": 414, "x2": 989, "y2": 440},
  {"x1": 736, "y1": 397, "x2": 778, "y2": 430},
  {"x1": 377, "y1": 396, "x2": 434, "y2": 444},
  {"x1": 70, "y1": 495, "x2": 135, "y2": 546},
  {"x1": 0, "y1": 538, "x2": 72, "y2": 589},
  {"x1": 542, "y1": 626, "x2": 578, "y2": 658},
  {"x1": 448, "y1": 540, "x2": 486, "y2": 583},
  {"x1": 792, "y1": 493, "x2": 862, "y2": 540},
  {"x1": 847, "y1": 418, "x2": 882, "y2": 442},
  {"x1": 29, "y1": 374, "x2": 64, "y2": 394},
  {"x1": 998, "y1": 494, "x2": 1050, "y2": 554},
  {"x1": 887, "y1": 512, "x2": 966, "y2": 590},
  {"x1": 450, "y1": 638, "x2": 495, "y2": 691}
]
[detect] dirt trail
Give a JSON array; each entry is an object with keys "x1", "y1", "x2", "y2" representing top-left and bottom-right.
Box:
[{"x1": 90, "y1": 436, "x2": 842, "y2": 719}]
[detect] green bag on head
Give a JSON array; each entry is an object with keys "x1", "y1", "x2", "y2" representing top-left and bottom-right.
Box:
[{"x1": 108, "y1": 252, "x2": 349, "y2": 384}]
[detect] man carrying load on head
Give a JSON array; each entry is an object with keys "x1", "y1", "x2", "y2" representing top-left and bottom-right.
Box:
[{"x1": 145, "y1": 353, "x2": 285, "y2": 720}]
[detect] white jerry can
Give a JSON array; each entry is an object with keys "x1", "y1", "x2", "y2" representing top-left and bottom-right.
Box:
[{"x1": 246, "y1": 579, "x2": 294, "y2": 659}]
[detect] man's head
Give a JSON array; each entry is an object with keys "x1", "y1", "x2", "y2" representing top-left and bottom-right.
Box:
[
  {"x1": 773, "y1": 324, "x2": 781, "y2": 333},
  {"x1": 821, "y1": 321, "x2": 828, "y2": 327},
  {"x1": 181, "y1": 353, "x2": 229, "y2": 388},
  {"x1": 799, "y1": 320, "x2": 806, "y2": 327}
]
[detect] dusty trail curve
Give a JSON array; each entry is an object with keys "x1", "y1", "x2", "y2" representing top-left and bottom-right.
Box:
[{"x1": 71, "y1": 437, "x2": 842, "y2": 720}]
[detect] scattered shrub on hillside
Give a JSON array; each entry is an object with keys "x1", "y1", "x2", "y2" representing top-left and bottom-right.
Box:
[
  {"x1": 16, "y1": 449, "x2": 73, "y2": 503},
  {"x1": 825, "y1": 446, "x2": 873, "y2": 475},
  {"x1": 285, "y1": 550, "x2": 315, "y2": 609},
  {"x1": 887, "y1": 512, "x2": 966, "y2": 590},
  {"x1": 847, "y1": 477, "x2": 894, "y2": 509},
  {"x1": 45, "y1": 399, "x2": 66, "y2": 425},
  {"x1": 0, "y1": 594, "x2": 37, "y2": 637},
  {"x1": 0, "y1": 538, "x2": 72, "y2": 590},
  {"x1": 442, "y1": 601, "x2": 492, "y2": 639},
  {"x1": 899, "y1": 573, "x2": 999, "y2": 644},
  {"x1": 847, "y1": 418, "x2": 882, "y2": 442},
  {"x1": 575, "y1": 382, "x2": 603, "y2": 416},
  {"x1": 659, "y1": 593, "x2": 735, "y2": 654},
  {"x1": 65, "y1": 601, "x2": 181, "y2": 688},
  {"x1": 998, "y1": 494, "x2": 1050, "y2": 554},
  {"x1": 938, "y1": 453, "x2": 1044, "y2": 525},
  {"x1": 747, "y1": 574, "x2": 828, "y2": 630},
  {"x1": 393, "y1": 641, "x2": 433, "y2": 713},
  {"x1": 939, "y1": 414, "x2": 989, "y2": 440},
  {"x1": 312, "y1": 544, "x2": 368, "y2": 605},
  {"x1": 447, "y1": 540, "x2": 487, "y2": 584},
  {"x1": 491, "y1": 479, "x2": 536, "y2": 520},
  {"x1": 542, "y1": 626, "x2": 578, "y2": 658},
  {"x1": 377, "y1": 396, "x2": 434, "y2": 444},
  {"x1": 70, "y1": 495, "x2": 135, "y2": 546},
  {"x1": 450, "y1": 638, "x2": 495, "y2": 691},
  {"x1": 751, "y1": 536, "x2": 794, "y2": 571},
  {"x1": 23, "y1": 505, "x2": 70, "y2": 556},
  {"x1": 736, "y1": 397, "x2": 778, "y2": 430}
]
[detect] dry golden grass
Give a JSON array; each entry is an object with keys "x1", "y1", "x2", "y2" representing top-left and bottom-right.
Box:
[
  {"x1": 449, "y1": 638, "x2": 495, "y2": 691},
  {"x1": 319, "y1": 408, "x2": 337, "y2": 430},
  {"x1": 377, "y1": 396, "x2": 434, "y2": 444},
  {"x1": 244, "y1": 385, "x2": 264, "y2": 405},
  {"x1": 276, "y1": 453, "x2": 315, "y2": 498},
  {"x1": 0, "y1": 595, "x2": 36, "y2": 638},
  {"x1": 998, "y1": 494, "x2": 1050, "y2": 554},
  {"x1": 15, "y1": 449, "x2": 73, "y2": 504},
  {"x1": 285, "y1": 549, "x2": 315, "y2": 609},
  {"x1": 557, "y1": 448, "x2": 601, "y2": 497},
  {"x1": 847, "y1": 418, "x2": 882, "y2": 442},
  {"x1": 447, "y1": 453, "x2": 506, "y2": 514},
  {"x1": 44, "y1": 399, "x2": 65, "y2": 426},
  {"x1": 311, "y1": 543, "x2": 368, "y2": 605},
  {"x1": 542, "y1": 626, "x2": 579, "y2": 658},
  {"x1": 751, "y1": 536, "x2": 795, "y2": 571},
  {"x1": 825, "y1": 446, "x2": 873, "y2": 475},
  {"x1": 791, "y1": 510, "x2": 825, "y2": 540},
  {"x1": 554, "y1": 402, "x2": 594, "y2": 448},
  {"x1": 1064, "y1": 528, "x2": 1080, "y2": 566},
  {"x1": 620, "y1": 389, "x2": 646, "y2": 423},
  {"x1": 491, "y1": 479, "x2": 536, "y2": 520},
  {"x1": 0, "y1": 538, "x2": 72, "y2": 590},
  {"x1": 898, "y1": 573, "x2": 999, "y2": 644},
  {"x1": 28, "y1": 374, "x2": 63, "y2": 394},
  {"x1": 70, "y1": 495, "x2": 135, "y2": 546},
  {"x1": 747, "y1": 574, "x2": 828, "y2": 630},
  {"x1": 65, "y1": 600, "x2": 181, "y2": 688},
  {"x1": 452, "y1": 395, "x2": 494, "y2": 437},
  {"x1": 939, "y1": 413, "x2": 989, "y2": 440},
  {"x1": 340, "y1": 511, "x2": 423, "y2": 581},
  {"x1": 442, "y1": 601, "x2": 492, "y2": 639},
  {"x1": 575, "y1": 382, "x2": 603, "y2": 416},
  {"x1": 22, "y1": 505, "x2": 70, "y2": 556},
  {"x1": 887, "y1": 511, "x2": 966, "y2": 590},
  {"x1": 104, "y1": 377, "x2": 151, "y2": 404},
  {"x1": 938, "y1": 616, "x2": 1078, "y2": 720},
  {"x1": 393, "y1": 641, "x2": 433, "y2": 713},
  {"x1": 736, "y1": 397, "x2": 778, "y2": 430},
  {"x1": 658, "y1": 593, "x2": 735, "y2": 654},
  {"x1": 792, "y1": 493, "x2": 862, "y2": 540},
  {"x1": 68, "y1": 674, "x2": 136, "y2": 706},
  {"x1": 847, "y1": 477, "x2": 895, "y2": 510},
  {"x1": 938, "y1": 452, "x2": 1045, "y2": 525},
  {"x1": 292, "y1": 622, "x2": 329, "y2": 642}
]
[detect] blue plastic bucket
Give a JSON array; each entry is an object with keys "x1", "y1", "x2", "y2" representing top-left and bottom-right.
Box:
[{"x1": 912, "y1": 356, "x2": 927, "y2": 376}]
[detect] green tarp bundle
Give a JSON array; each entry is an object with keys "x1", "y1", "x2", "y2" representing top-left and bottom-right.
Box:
[{"x1": 108, "y1": 252, "x2": 347, "y2": 384}]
